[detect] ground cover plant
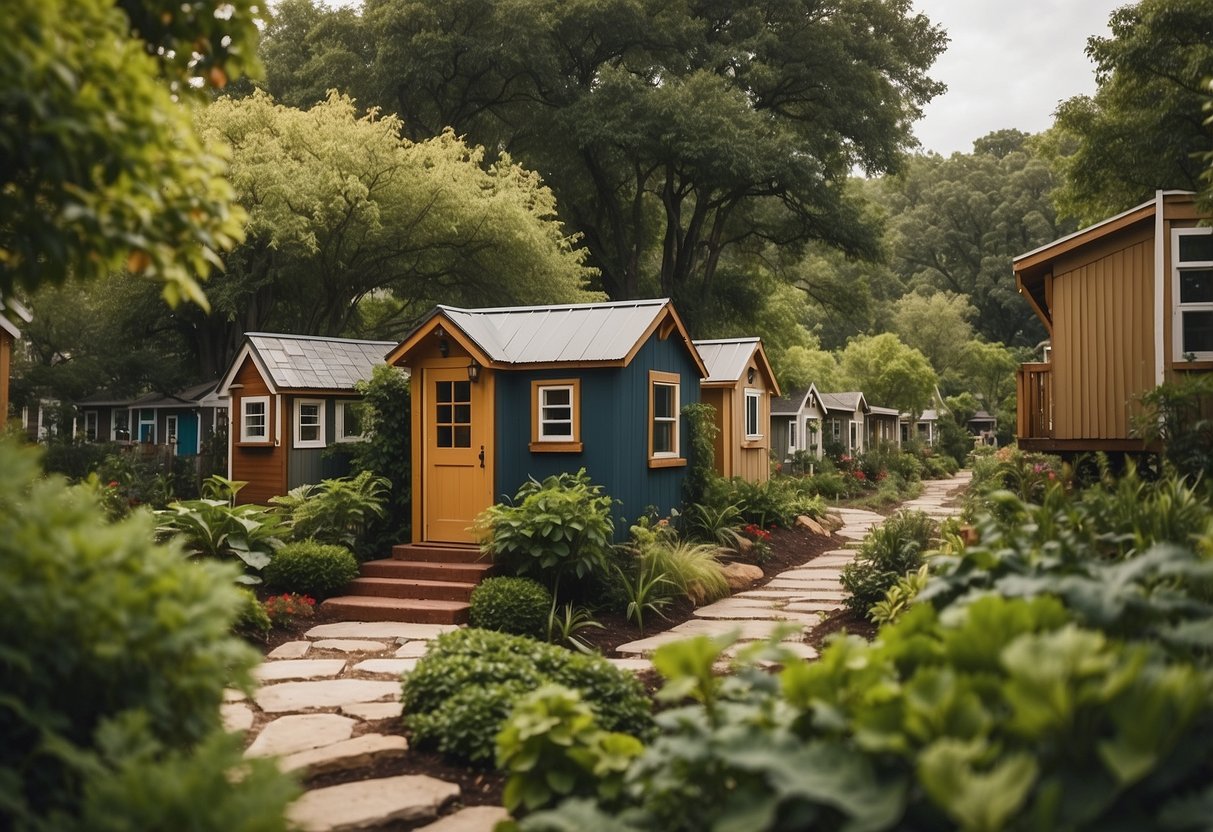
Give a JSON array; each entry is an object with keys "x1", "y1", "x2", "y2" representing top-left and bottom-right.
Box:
[{"x1": 840, "y1": 510, "x2": 938, "y2": 617}]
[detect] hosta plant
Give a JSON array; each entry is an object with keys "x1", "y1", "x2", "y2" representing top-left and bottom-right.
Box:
[{"x1": 155, "y1": 499, "x2": 287, "y2": 584}]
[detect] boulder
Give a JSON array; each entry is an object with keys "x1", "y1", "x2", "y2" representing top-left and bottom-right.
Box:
[
  {"x1": 721, "y1": 562, "x2": 764, "y2": 591},
  {"x1": 821, "y1": 512, "x2": 845, "y2": 532},
  {"x1": 795, "y1": 515, "x2": 829, "y2": 536}
]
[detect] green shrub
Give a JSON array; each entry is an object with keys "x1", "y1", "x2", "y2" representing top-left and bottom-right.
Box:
[
  {"x1": 638, "y1": 540, "x2": 728, "y2": 606},
  {"x1": 269, "y1": 470, "x2": 389, "y2": 554},
  {"x1": 350, "y1": 365, "x2": 412, "y2": 550},
  {"x1": 401, "y1": 628, "x2": 652, "y2": 767},
  {"x1": 681, "y1": 402, "x2": 720, "y2": 507},
  {"x1": 155, "y1": 498, "x2": 287, "y2": 584},
  {"x1": 233, "y1": 587, "x2": 271, "y2": 641},
  {"x1": 469, "y1": 577, "x2": 554, "y2": 638},
  {"x1": 0, "y1": 439, "x2": 295, "y2": 829},
  {"x1": 263, "y1": 539, "x2": 359, "y2": 599},
  {"x1": 704, "y1": 475, "x2": 824, "y2": 528},
  {"x1": 840, "y1": 510, "x2": 938, "y2": 616},
  {"x1": 1135, "y1": 371, "x2": 1213, "y2": 488},
  {"x1": 473, "y1": 469, "x2": 615, "y2": 593}
]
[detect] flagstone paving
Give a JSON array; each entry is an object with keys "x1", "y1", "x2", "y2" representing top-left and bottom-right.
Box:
[{"x1": 233, "y1": 470, "x2": 970, "y2": 831}]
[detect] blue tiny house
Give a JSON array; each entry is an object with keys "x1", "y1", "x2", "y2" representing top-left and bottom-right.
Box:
[{"x1": 387, "y1": 299, "x2": 707, "y2": 544}]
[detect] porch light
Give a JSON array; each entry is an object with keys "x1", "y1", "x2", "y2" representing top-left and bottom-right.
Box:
[
  {"x1": 747, "y1": 367, "x2": 756, "y2": 384},
  {"x1": 467, "y1": 359, "x2": 481, "y2": 382},
  {"x1": 438, "y1": 337, "x2": 450, "y2": 358}
]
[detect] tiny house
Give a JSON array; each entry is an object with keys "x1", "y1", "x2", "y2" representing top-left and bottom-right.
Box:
[
  {"x1": 693, "y1": 338, "x2": 781, "y2": 482},
  {"x1": 866, "y1": 405, "x2": 901, "y2": 448},
  {"x1": 1013, "y1": 190, "x2": 1211, "y2": 452},
  {"x1": 76, "y1": 380, "x2": 227, "y2": 452},
  {"x1": 0, "y1": 296, "x2": 31, "y2": 431},
  {"x1": 217, "y1": 333, "x2": 396, "y2": 505},
  {"x1": 387, "y1": 299, "x2": 706, "y2": 544},
  {"x1": 770, "y1": 385, "x2": 869, "y2": 460}
]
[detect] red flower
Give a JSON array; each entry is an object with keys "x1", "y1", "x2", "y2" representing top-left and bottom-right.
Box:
[{"x1": 854, "y1": 470, "x2": 866, "y2": 481}]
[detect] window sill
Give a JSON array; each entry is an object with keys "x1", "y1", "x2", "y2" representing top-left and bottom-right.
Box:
[
  {"x1": 530, "y1": 441, "x2": 583, "y2": 453},
  {"x1": 294, "y1": 442, "x2": 327, "y2": 450},
  {"x1": 648, "y1": 456, "x2": 687, "y2": 469},
  {"x1": 1171, "y1": 359, "x2": 1213, "y2": 371},
  {"x1": 235, "y1": 440, "x2": 274, "y2": 448}
]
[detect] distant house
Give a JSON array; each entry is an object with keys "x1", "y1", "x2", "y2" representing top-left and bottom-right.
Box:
[
  {"x1": 693, "y1": 337, "x2": 781, "y2": 483},
  {"x1": 1013, "y1": 190, "x2": 1211, "y2": 452},
  {"x1": 0, "y1": 296, "x2": 32, "y2": 432},
  {"x1": 866, "y1": 405, "x2": 901, "y2": 448},
  {"x1": 386, "y1": 299, "x2": 706, "y2": 544},
  {"x1": 74, "y1": 392, "x2": 133, "y2": 442},
  {"x1": 123, "y1": 380, "x2": 228, "y2": 454},
  {"x1": 216, "y1": 333, "x2": 396, "y2": 505},
  {"x1": 902, "y1": 408, "x2": 941, "y2": 446},
  {"x1": 967, "y1": 409, "x2": 997, "y2": 446},
  {"x1": 770, "y1": 384, "x2": 869, "y2": 460}
]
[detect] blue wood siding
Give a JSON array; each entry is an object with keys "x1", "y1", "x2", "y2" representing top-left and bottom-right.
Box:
[{"x1": 493, "y1": 334, "x2": 700, "y2": 538}]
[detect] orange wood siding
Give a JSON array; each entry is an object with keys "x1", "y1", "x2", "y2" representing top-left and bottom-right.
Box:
[
  {"x1": 701, "y1": 388, "x2": 731, "y2": 478},
  {"x1": 1051, "y1": 231, "x2": 1154, "y2": 440},
  {"x1": 0, "y1": 331, "x2": 10, "y2": 430},
  {"x1": 229, "y1": 356, "x2": 286, "y2": 504}
]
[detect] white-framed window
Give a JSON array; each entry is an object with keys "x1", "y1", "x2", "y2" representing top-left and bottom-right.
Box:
[
  {"x1": 744, "y1": 389, "x2": 761, "y2": 439},
  {"x1": 294, "y1": 399, "x2": 326, "y2": 448},
  {"x1": 788, "y1": 418, "x2": 797, "y2": 452},
  {"x1": 1173, "y1": 227, "x2": 1213, "y2": 361},
  {"x1": 166, "y1": 415, "x2": 178, "y2": 448},
  {"x1": 531, "y1": 380, "x2": 580, "y2": 450},
  {"x1": 830, "y1": 418, "x2": 841, "y2": 439},
  {"x1": 240, "y1": 396, "x2": 270, "y2": 443},
  {"x1": 335, "y1": 400, "x2": 367, "y2": 443},
  {"x1": 112, "y1": 410, "x2": 130, "y2": 442},
  {"x1": 83, "y1": 411, "x2": 98, "y2": 442},
  {"x1": 849, "y1": 421, "x2": 860, "y2": 452},
  {"x1": 138, "y1": 410, "x2": 156, "y2": 444},
  {"x1": 807, "y1": 418, "x2": 819, "y2": 450},
  {"x1": 648, "y1": 370, "x2": 682, "y2": 465}
]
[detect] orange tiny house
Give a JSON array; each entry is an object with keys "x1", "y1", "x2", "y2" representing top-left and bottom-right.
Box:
[
  {"x1": 1013, "y1": 191, "x2": 1211, "y2": 452},
  {"x1": 0, "y1": 296, "x2": 31, "y2": 431},
  {"x1": 694, "y1": 338, "x2": 781, "y2": 482}
]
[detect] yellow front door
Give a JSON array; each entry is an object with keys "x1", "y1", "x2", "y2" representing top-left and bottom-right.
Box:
[{"x1": 422, "y1": 367, "x2": 492, "y2": 543}]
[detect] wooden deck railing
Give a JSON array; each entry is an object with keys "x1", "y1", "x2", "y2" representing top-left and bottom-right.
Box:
[{"x1": 1016, "y1": 362, "x2": 1052, "y2": 440}]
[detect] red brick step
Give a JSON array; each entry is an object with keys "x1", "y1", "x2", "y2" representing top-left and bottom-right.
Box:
[
  {"x1": 320, "y1": 596, "x2": 469, "y2": 625},
  {"x1": 391, "y1": 543, "x2": 486, "y2": 564},
  {"x1": 345, "y1": 576, "x2": 477, "y2": 602}
]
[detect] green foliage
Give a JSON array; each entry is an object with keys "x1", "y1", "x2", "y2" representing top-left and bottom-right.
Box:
[
  {"x1": 2, "y1": 0, "x2": 263, "y2": 306},
  {"x1": 681, "y1": 403, "x2": 719, "y2": 508},
  {"x1": 469, "y1": 577, "x2": 554, "y2": 639},
  {"x1": 868, "y1": 563, "x2": 931, "y2": 625},
  {"x1": 349, "y1": 365, "x2": 412, "y2": 549},
  {"x1": 155, "y1": 499, "x2": 287, "y2": 584},
  {"x1": 263, "y1": 540, "x2": 359, "y2": 600},
  {"x1": 262, "y1": 593, "x2": 317, "y2": 629},
  {"x1": 497, "y1": 685, "x2": 644, "y2": 816},
  {"x1": 233, "y1": 587, "x2": 272, "y2": 641},
  {"x1": 682, "y1": 501, "x2": 745, "y2": 550},
  {"x1": 838, "y1": 333, "x2": 938, "y2": 416},
  {"x1": 546, "y1": 603, "x2": 605, "y2": 654},
  {"x1": 0, "y1": 439, "x2": 296, "y2": 829},
  {"x1": 474, "y1": 470, "x2": 615, "y2": 592},
  {"x1": 1136, "y1": 372, "x2": 1213, "y2": 488},
  {"x1": 966, "y1": 446, "x2": 1064, "y2": 511},
  {"x1": 401, "y1": 629, "x2": 652, "y2": 767},
  {"x1": 705, "y1": 475, "x2": 824, "y2": 529},
  {"x1": 638, "y1": 540, "x2": 729, "y2": 607},
  {"x1": 270, "y1": 470, "x2": 389, "y2": 553},
  {"x1": 614, "y1": 560, "x2": 673, "y2": 637},
  {"x1": 841, "y1": 510, "x2": 939, "y2": 616}
]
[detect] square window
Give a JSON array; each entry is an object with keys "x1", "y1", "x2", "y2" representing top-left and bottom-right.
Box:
[
  {"x1": 1181, "y1": 310, "x2": 1213, "y2": 354},
  {"x1": 335, "y1": 400, "x2": 366, "y2": 442},
  {"x1": 293, "y1": 399, "x2": 325, "y2": 448},
  {"x1": 241, "y1": 397, "x2": 269, "y2": 443},
  {"x1": 531, "y1": 380, "x2": 581, "y2": 450},
  {"x1": 1173, "y1": 228, "x2": 1213, "y2": 361}
]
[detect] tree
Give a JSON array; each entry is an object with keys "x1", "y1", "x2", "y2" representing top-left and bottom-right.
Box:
[
  {"x1": 2, "y1": 0, "x2": 265, "y2": 306},
  {"x1": 890, "y1": 291, "x2": 976, "y2": 386},
  {"x1": 1049, "y1": 0, "x2": 1213, "y2": 222},
  {"x1": 777, "y1": 346, "x2": 841, "y2": 394},
  {"x1": 261, "y1": 0, "x2": 946, "y2": 308},
  {"x1": 838, "y1": 333, "x2": 937, "y2": 416},
  {"x1": 957, "y1": 339, "x2": 1019, "y2": 414}
]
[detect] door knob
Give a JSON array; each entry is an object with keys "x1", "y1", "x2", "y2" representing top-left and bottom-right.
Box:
[{"x1": 479, "y1": 445, "x2": 485, "y2": 468}]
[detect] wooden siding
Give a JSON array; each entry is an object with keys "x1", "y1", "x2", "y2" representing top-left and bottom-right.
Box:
[
  {"x1": 701, "y1": 387, "x2": 731, "y2": 477},
  {"x1": 0, "y1": 331, "x2": 11, "y2": 430},
  {"x1": 230, "y1": 356, "x2": 286, "y2": 504},
  {"x1": 494, "y1": 334, "x2": 700, "y2": 538},
  {"x1": 1050, "y1": 231, "x2": 1154, "y2": 440},
  {"x1": 287, "y1": 398, "x2": 354, "y2": 489}
]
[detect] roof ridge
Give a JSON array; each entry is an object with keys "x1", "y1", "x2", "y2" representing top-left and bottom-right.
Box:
[
  {"x1": 436, "y1": 298, "x2": 669, "y2": 315},
  {"x1": 693, "y1": 337, "x2": 759, "y2": 344},
  {"x1": 245, "y1": 332, "x2": 396, "y2": 345}
]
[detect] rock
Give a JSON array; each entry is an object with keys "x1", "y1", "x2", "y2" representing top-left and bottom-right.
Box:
[
  {"x1": 395, "y1": 640, "x2": 431, "y2": 658},
  {"x1": 254, "y1": 659, "x2": 347, "y2": 682},
  {"x1": 353, "y1": 658, "x2": 417, "y2": 677},
  {"x1": 286, "y1": 774, "x2": 460, "y2": 831},
  {"x1": 721, "y1": 561, "x2": 764, "y2": 591},
  {"x1": 223, "y1": 688, "x2": 248, "y2": 702},
  {"x1": 280, "y1": 733, "x2": 409, "y2": 776},
  {"x1": 795, "y1": 515, "x2": 829, "y2": 536},
  {"x1": 312, "y1": 639, "x2": 391, "y2": 654},
  {"x1": 340, "y1": 701, "x2": 403, "y2": 721},
  {"x1": 221, "y1": 702, "x2": 254, "y2": 733},
  {"x1": 267, "y1": 641, "x2": 312, "y2": 659},
  {"x1": 305, "y1": 622, "x2": 457, "y2": 641},
  {"x1": 246, "y1": 713, "x2": 356, "y2": 758},
  {"x1": 255, "y1": 679, "x2": 402, "y2": 714},
  {"x1": 821, "y1": 512, "x2": 845, "y2": 532},
  {"x1": 734, "y1": 536, "x2": 754, "y2": 556},
  {"x1": 414, "y1": 806, "x2": 511, "y2": 832},
  {"x1": 606, "y1": 658, "x2": 653, "y2": 673}
]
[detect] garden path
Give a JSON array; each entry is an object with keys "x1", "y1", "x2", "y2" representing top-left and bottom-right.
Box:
[{"x1": 227, "y1": 470, "x2": 971, "y2": 831}]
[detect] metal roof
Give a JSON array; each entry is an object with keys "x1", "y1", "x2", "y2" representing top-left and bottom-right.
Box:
[
  {"x1": 245, "y1": 333, "x2": 397, "y2": 391},
  {"x1": 0, "y1": 294, "x2": 32, "y2": 340},
  {"x1": 434, "y1": 299, "x2": 671, "y2": 364},
  {"x1": 868, "y1": 405, "x2": 900, "y2": 416},
  {"x1": 819, "y1": 392, "x2": 866, "y2": 413},
  {"x1": 694, "y1": 338, "x2": 761, "y2": 383}
]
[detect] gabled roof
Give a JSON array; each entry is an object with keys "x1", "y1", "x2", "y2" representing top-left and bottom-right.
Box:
[
  {"x1": 218, "y1": 333, "x2": 397, "y2": 396},
  {"x1": 77, "y1": 380, "x2": 225, "y2": 409},
  {"x1": 771, "y1": 383, "x2": 815, "y2": 416},
  {"x1": 389, "y1": 299, "x2": 708, "y2": 377},
  {"x1": 0, "y1": 294, "x2": 32, "y2": 340},
  {"x1": 868, "y1": 405, "x2": 900, "y2": 417},
  {"x1": 693, "y1": 337, "x2": 781, "y2": 395},
  {"x1": 818, "y1": 391, "x2": 868, "y2": 414}
]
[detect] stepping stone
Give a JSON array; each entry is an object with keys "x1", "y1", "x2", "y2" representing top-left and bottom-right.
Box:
[
  {"x1": 255, "y1": 659, "x2": 347, "y2": 682},
  {"x1": 280, "y1": 733, "x2": 410, "y2": 776},
  {"x1": 694, "y1": 608, "x2": 819, "y2": 623},
  {"x1": 246, "y1": 713, "x2": 356, "y2": 757},
  {"x1": 255, "y1": 680, "x2": 402, "y2": 714},
  {"x1": 414, "y1": 806, "x2": 511, "y2": 832},
  {"x1": 772, "y1": 570, "x2": 842, "y2": 583},
  {"x1": 312, "y1": 639, "x2": 391, "y2": 654},
  {"x1": 340, "y1": 701, "x2": 403, "y2": 721},
  {"x1": 764, "y1": 583, "x2": 846, "y2": 599},
  {"x1": 353, "y1": 658, "x2": 417, "y2": 676},
  {"x1": 736, "y1": 589, "x2": 812, "y2": 599},
  {"x1": 785, "y1": 601, "x2": 843, "y2": 613},
  {"x1": 268, "y1": 641, "x2": 312, "y2": 659},
  {"x1": 223, "y1": 688, "x2": 248, "y2": 702},
  {"x1": 724, "y1": 641, "x2": 819, "y2": 661},
  {"x1": 306, "y1": 622, "x2": 457, "y2": 641},
  {"x1": 395, "y1": 640, "x2": 431, "y2": 658},
  {"x1": 607, "y1": 658, "x2": 653, "y2": 673},
  {"x1": 287, "y1": 774, "x2": 460, "y2": 831},
  {"x1": 615, "y1": 631, "x2": 700, "y2": 655},
  {"x1": 669, "y1": 618, "x2": 808, "y2": 640},
  {"x1": 695, "y1": 597, "x2": 788, "y2": 613},
  {"x1": 221, "y1": 702, "x2": 254, "y2": 733}
]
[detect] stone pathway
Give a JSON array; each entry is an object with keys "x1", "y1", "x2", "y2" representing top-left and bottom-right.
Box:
[{"x1": 230, "y1": 472, "x2": 971, "y2": 830}]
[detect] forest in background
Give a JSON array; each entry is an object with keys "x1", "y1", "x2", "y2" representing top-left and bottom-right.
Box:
[{"x1": 10, "y1": 0, "x2": 1213, "y2": 441}]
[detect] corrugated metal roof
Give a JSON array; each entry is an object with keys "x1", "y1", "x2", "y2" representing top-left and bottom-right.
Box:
[
  {"x1": 247, "y1": 333, "x2": 396, "y2": 391},
  {"x1": 694, "y1": 338, "x2": 760, "y2": 383},
  {"x1": 438, "y1": 299, "x2": 670, "y2": 364}
]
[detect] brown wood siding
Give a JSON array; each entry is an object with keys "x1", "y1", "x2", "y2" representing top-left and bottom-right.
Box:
[
  {"x1": 229, "y1": 357, "x2": 286, "y2": 504},
  {"x1": 0, "y1": 331, "x2": 10, "y2": 430},
  {"x1": 1051, "y1": 233, "x2": 1154, "y2": 440},
  {"x1": 701, "y1": 388, "x2": 731, "y2": 478}
]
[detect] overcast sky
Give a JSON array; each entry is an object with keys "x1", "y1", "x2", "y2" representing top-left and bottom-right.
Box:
[{"x1": 910, "y1": 0, "x2": 1124, "y2": 156}]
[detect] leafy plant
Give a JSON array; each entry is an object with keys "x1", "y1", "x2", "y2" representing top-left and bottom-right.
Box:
[
  {"x1": 263, "y1": 539, "x2": 360, "y2": 599},
  {"x1": 401, "y1": 628, "x2": 652, "y2": 767},
  {"x1": 546, "y1": 602, "x2": 604, "y2": 654},
  {"x1": 1135, "y1": 367, "x2": 1213, "y2": 488},
  {"x1": 233, "y1": 587, "x2": 271, "y2": 641},
  {"x1": 473, "y1": 469, "x2": 615, "y2": 593},
  {"x1": 349, "y1": 365, "x2": 412, "y2": 550},
  {"x1": 638, "y1": 539, "x2": 729, "y2": 606},
  {"x1": 469, "y1": 577, "x2": 554, "y2": 639},
  {"x1": 615, "y1": 560, "x2": 672, "y2": 635},
  {"x1": 682, "y1": 501, "x2": 744, "y2": 549},
  {"x1": 681, "y1": 402, "x2": 720, "y2": 508},
  {"x1": 262, "y1": 593, "x2": 316, "y2": 628},
  {"x1": 497, "y1": 684, "x2": 643, "y2": 816},
  {"x1": 868, "y1": 563, "x2": 930, "y2": 625},
  {"x1": 269, "y1": 470, "x2": 389, "y2": 553},
  {"x1": 840, "y1": 510, "x2": 938, "y2": 616},
  {"x1": 154, "y1": 499, "x2": 287, "y2": 584}
]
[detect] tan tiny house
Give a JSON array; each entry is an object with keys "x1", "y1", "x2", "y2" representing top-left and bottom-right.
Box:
[
  {"x1": 694, "y1": 338, "x2": 781, "y2": 482},
  {"x1": 1013, "y1": 190, "x2": 1211, "y2": 452}
]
